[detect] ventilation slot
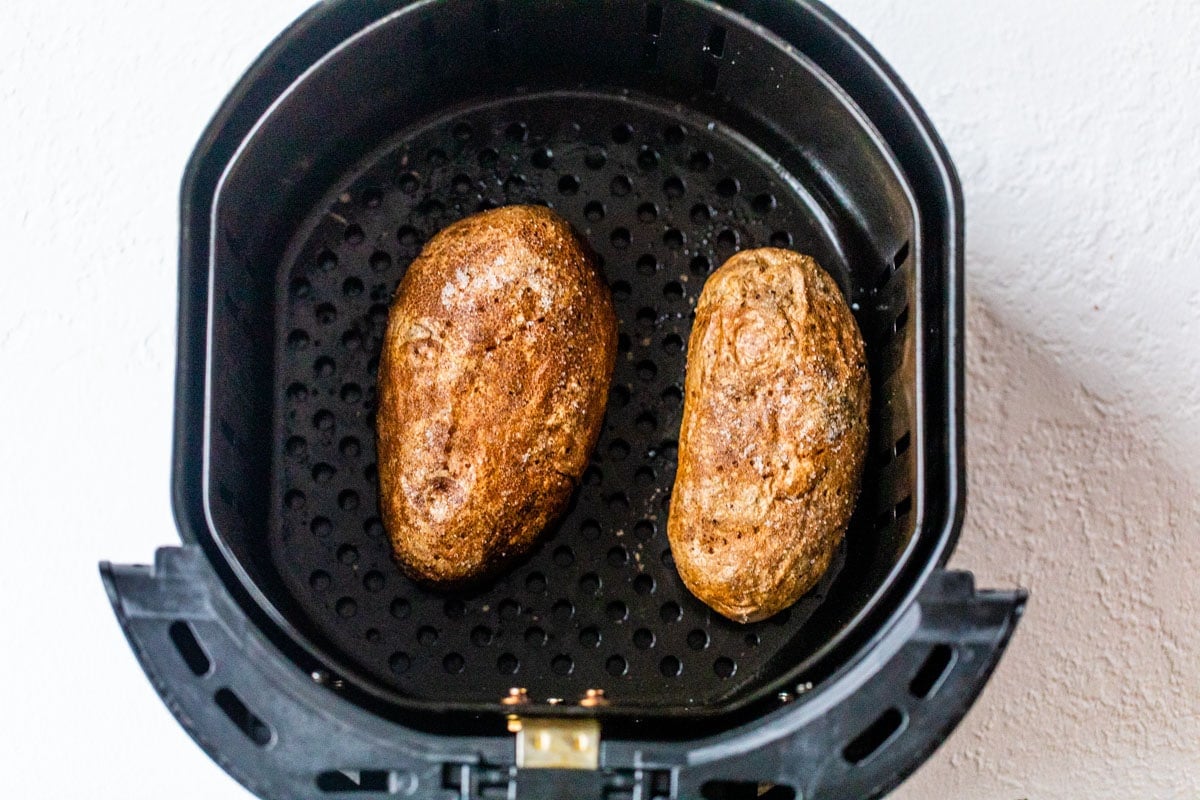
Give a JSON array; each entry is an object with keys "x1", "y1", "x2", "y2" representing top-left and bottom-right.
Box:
[
  {"x1": 701, "y1": 781, "x2": 796, "y2": 800},
  {"x1": 842, "y1": 707, "x2": 904, "y2": 764},
  {"x1": 892, "y1": 303, "x2": 910, "y2": 333},
  {"x1": 643, "y1": 3, "x2": 663, "y2": 69},
  {"x1": 705, "y1": 26, "x2": 727, "y2": 58},
  {"x1": 893, "y1": 431, "x2": 912, "y2": 460},
  {"x1": 910, "y1": 644, "x2": 954, "y2": 698},
  {"x1": 214, "y1": 688, "x2": 272, "y2": 746},
  {"x1": 168, "y1": 620, "x2": 210, "y2": 677},
  {"x1": 316, "y1": 770, "x2": 391, "y2": 793}
]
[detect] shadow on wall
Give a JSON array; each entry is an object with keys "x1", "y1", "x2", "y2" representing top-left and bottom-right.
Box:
[{"x1": 896, "y1": 287, "x2": 1199, "y2": 798}]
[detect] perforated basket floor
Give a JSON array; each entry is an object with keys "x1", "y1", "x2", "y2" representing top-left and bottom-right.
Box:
[{"x1": 270, "y1": 92, "x2": 865, "y2": 708}]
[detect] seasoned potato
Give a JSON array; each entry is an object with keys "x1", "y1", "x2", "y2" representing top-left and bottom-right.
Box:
[
  {"x1": 377, "y1": 206, "x2": 617, "y2": 584},
  {"x1": 668, "y1": 249, "x2": 869, "y2": 622}
]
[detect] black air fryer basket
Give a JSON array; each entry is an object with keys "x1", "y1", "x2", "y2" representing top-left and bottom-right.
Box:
[{"x1": 102, "y1": 2, "x2": 1025, "y2": 798}]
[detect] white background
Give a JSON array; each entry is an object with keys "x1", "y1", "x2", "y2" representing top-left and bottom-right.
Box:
[{"x1": 2, "y1": 1, "x2": 1197, "y2": 798}]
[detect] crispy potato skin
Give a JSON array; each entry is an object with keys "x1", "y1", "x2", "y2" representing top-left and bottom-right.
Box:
[
  {"x1": 377, "y1": 206, "x2": 617, "y2": 585},
  {"x1": 667, "y1": 249, "x2": 869, "y2": 623}
]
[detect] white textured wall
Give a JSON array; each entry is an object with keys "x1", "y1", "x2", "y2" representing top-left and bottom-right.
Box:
[{"x1": 1, "y1": 2, "x2": 1196, "y2": 798}]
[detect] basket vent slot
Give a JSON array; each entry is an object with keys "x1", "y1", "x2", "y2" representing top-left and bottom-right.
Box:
[
  {"x1": 214, "y1": 687, "x2": 272, "y2": 746},
  {"x1": 168, "y1": 620, "x2": 211, "y2": 677},
  {"x1": 701, "y1": 781, "x2": 796, "y2": 800},
  {"x1": 843, "y1": 707, "x2": 904, "y2": 764},
  {"x1": 316, "y1": 770, "x2": 391, "y2": 793},
  {"x1": 910, "y1": 644, "x2": 954, "y2": 698}
]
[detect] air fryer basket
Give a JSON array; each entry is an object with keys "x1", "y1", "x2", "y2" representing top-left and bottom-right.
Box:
[{"x1": 102, "y1": 2, "x2": 1025, "y2": 799}]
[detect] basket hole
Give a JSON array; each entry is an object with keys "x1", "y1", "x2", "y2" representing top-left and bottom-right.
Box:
[
  {"x1": 579, "y1": 572, "x2": 602, "y2": 595},
  {"x1": 642, "y1": 40, "x2": 659, "y2": 70},
  {"x1": 343, "y1": 224, "x2": 364, "y2": 246},
  {"x1": 690, "y1": 254, "x2": 712, "y2": 275},
  {"x1": 716, "y1": 229, "x2": 739, "y2": 252},
  {"x1": 289, "y1": 277, "x2": 311, "y2": 298},
  {"x1": 705, "y1": 25, "x2": 727, "y2": 57},
  {"x1": 612, "y1": 123, "x2": 634, "y2": 144},
  {"x1": 744, "y1": 632, "x2": 760, "y2": 647},
  {"x1": 558, "y1": 174, "x2": 581, "y2": 195},
  {"x1": 663, "y1": 176, "x2": 686, "y2": 197},
  {"x1": 505, "y1": 121, "x2": 528, "y2": 142},
  {"x1": 607, "y1": 546, "x2": 629, "y2": 567},
  {"x1": 663, "y1": 281, "x2": 683, "y2": 299},
  {"x1": 752, "y1": 192, "x2": 777, "y2": 214},
  {"x1": 769, "y1": 230, "x2": 793, "y2": 248},
  {"x1": 611, "y1": 175, "x2": 633, "y2": 196},
  {"x1": 315, "y1": 303, "x2": 338, "y2": 325},
  {"x1": 335, "y1": 597, "x2": 357, "y2": 618},
  {"x1": 342, "y1": 277, "x2": 364, "y2": 298},
  {"x1": 716, "y1": 177, "x2": 740, "y2": 197},
  {"x1": 660, "y1": 548, "x2": 675, "y2": 567},
  {"x1": 634, "y1": 466, "x2": 656, "y2": 485},
  {"x1": 633, "y1": 628, "x2": 656, "y2": 650},
  {"x1": 585, "y1": 148, "x2": 608, "y2": 170},
  {"x1": 663, "y1": 229, "x2": 685, "y2": 249},
  {"x1": 336, "y1": 544, "x2": 358, "y2": 565},
  {"x1": 338, "y1": 487, "x2": 359, "y2": 509},
  {"x1": 524, "y1": 626, "x2": 547, "y2": 646},
  {"x1": 636, "y1": 360, "x2": 658, "y2": 381},
  {"x1": 713, "y1": 657, "x2": 736, "y2": 678},
  {"x1": 585, "y1": 200, "x2": 606, "y2": 221},
  {"x1": 701, "y1": 62, "x2": 720, "y2": 91},
  {"x1": 660, "y1": 601, "x2": 682, "y2": 622},
  {"x1": 214, "y1": 688, "x2": 272, "y2": 746},
  {"x1": 579, "y1": 626, "x2": 601, "y2": 647},
  {"x1": 287, "y1": 330, "x2": 310, "y2": 351},
  {"x1": 686, "y1": 629, "x2": 709, "y2": 651},
  {"x1": 635, "y1": 412, "x2": 657, "y2": 434},
  {"x1": 893, "y1": 303, "x2": 910, "y2": 333},
  {"x1": 308, "y1": 571, "x2": 331, "y2": 592},
  {"x1": 688, "y1": 150, "x2": 713, "y2": 172},
  {"x1": 608, "y1": 439, "x2": 631, "y2": 460},
  {"x1": 690, "y1": 203, "x2": 712, "y2": 223},
  {"x1": 388, "y1": 651, "x2": 411, "y2": 674},
  {"x1": 637, "y1": 202, "x2": 659, "y2": 222},
  {"x1": 701, "y1": 782, "x2": 795, "y2": 800},
  {"x1": 310, "y1": 517, "x2": 332, "y2": 538},
  {"x1": 610, "y1": 227, "x2": 631, "y2": 248},
  {"x1": 389, "y1": 598, "x2": 411, "y2": 620},
  {"x1": 637, "y1": 254, "x2": 659, "y2": 275},
  {"x1": 662, "y1": 333, "x2": 684, "y2": 352},
  {"x1": 611, "y1": 279, "x2": 632, "y2": 300},
  {"x1": 312, "y1": 463, "x2": 335, "y2": 483},
  {"x1": 551, "y1": 599, "x2": 575, "y2": 621},
  {"x1": 315, "y1": 770, "x2": 390, "y2": 793},
  {"x1": 843, "y1": 708, "x2": 904, "y2": 764},
  {"x1": 397, "y1": 225, "x2": 420, "y2": 248},
  {"x1": 398, "y1": 172, "x2": 420, "y2": 194},
  {"x1": 316, "y1": 250, "x2": 338, "y2": 273},
  {"x1": 633, "y1": 574, "x2": 656, "y2": 594},
  {"x1": 551, "y1": 654, "x2": 575, "y2": 675},
  {"x1": 363, "y1": 571, "x2": 385, "y2": 592},
  {"x1": 607, "y1": 601, "x2": 629, "y2": 622},
  {"x1": 442, "y1": 653, "x2": 465, "y2": 674},
  {"x1": 470, "y1": 625, "x2": 493, "y2": 647},
  {"x1": 661, "y1": 385, "x2": 683, "y2": 405},
  {"x1": 169, "y1": 621, "x2": 211, "y2": 677},
  {"x1": 645, "y1": 2, "x2": 663, "y2": 34},
  {"x1": 606, "y1": 655, "x2": 629, "y2": 676},
  {"x1": 638, "y1": 146, "x2": 661, "y2": 170},
  {"x1": 286, "y1": 382, "x2": 308, "y2": 401},
  {"x1": 364, "y1": 518, "x2": 384, "y2": 538},
  {"x1": 659, "y1": 655, "x2": 682, "y2": 677},
  {"x1": 910, "y1": 644, "x2": 955, "y2": 699},
  {"x1": 581, "y1": 518, "x2": 602, "y2": 540},
  {"x1": 285, "y1": 436, "x2": 307, "y2": 458},
  {"x1": 284, "y1": 490, "x2": 306, "y2": 510}
]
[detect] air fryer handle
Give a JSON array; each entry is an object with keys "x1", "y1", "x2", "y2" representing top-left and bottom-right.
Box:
[{"x1": 673, "y1": 570, "x2": 1027, "y2": 800}]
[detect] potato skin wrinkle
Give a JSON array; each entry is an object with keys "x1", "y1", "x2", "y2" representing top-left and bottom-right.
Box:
[
  {"x1": 377, "y1": 206, "x2": 617, "y2": 585},
  {"x1": 668, "y1": 248, "x2": 869, "y2": 623}
]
